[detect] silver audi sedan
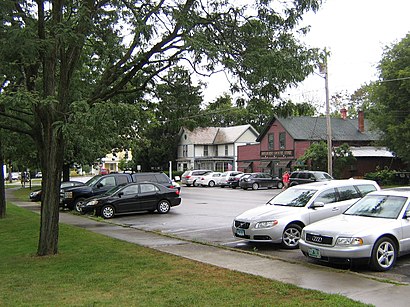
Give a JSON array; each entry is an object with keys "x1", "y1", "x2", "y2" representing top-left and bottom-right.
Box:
[{"x1": 299, "y1": 188, "x2": 410, "y2": 271}]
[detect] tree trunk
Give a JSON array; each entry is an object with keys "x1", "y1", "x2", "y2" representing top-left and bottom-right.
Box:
[
  {"x1": 62, "y1": 163, "x2": 70, "y2": 182},
  {"x1": 0, "y1": 135, "x2": 6, "y2": 219},
  {"x1": 37, "y1": 125, "x2": 64, "y2": 256}
]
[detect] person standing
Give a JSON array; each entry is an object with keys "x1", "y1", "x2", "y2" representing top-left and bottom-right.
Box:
[{"x1": 282, "y1": 171, "x2": 290, "y2": 189}]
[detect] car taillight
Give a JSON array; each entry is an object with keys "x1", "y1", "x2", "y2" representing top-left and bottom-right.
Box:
[
  {"x1": 185, "y1": 175, "x2": 191, "y2": 179},
  {"x1": 200, "y1": 177, "x2": 204, "y2": 180},
  {"x1": 175, "y1": 189, "x2": 180, "y2": 195}
]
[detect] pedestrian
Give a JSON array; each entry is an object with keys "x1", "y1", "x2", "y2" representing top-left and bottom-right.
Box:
[{"x1": 282, "y1": 171, "x2": 290, "y2": 190}]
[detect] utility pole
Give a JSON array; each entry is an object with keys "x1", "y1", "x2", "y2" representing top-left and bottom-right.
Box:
[{"x1": 323, "y1": 52, "x2": 333, "y2": 176}]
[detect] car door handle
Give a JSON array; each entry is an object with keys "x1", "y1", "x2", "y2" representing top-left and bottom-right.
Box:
[{"x1": 332, "y1": 207, "x2": 340, "y2": 211}]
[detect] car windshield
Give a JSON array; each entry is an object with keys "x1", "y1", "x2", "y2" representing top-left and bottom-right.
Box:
[
  {"x1": 344, "y1": 195, "x2": 408, "y2": 219},
  {"x1": 84, "y1": 176, "x2": 102, "y2": 187},
  {"x1": 267, "y1": 188, "x2": 317, "y2": 207}
]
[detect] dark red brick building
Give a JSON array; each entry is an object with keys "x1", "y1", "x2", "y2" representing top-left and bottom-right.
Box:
[{"x1": 237, "y1": 111, "x2": 404, "y2": 178}]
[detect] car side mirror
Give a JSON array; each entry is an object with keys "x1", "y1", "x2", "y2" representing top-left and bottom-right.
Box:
[
  {"x1": 310, "y1": 202, "x2": 325, "y2": 209},
  {"x1": 118, "y1": 192, "x2": 124, "y2": 198},
  {"x1": 96, "y1": 183, "x2": 103, "y2": 188}
]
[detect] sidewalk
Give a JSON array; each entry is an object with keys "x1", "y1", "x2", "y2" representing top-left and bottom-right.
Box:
[{"x1": 15, "y1": 199, "x2": 410, "y2": 307}]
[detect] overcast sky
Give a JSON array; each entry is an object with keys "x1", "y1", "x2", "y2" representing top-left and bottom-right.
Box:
[{"x1": 202, "y1": 0, "x2": 410, "y2": 108}]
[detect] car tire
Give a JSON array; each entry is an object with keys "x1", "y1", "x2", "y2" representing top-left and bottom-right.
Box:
[
  {"x1": 208, "y1": 180, "x2": 215, "y2": 187},
  {"x1": 370, "y1": 237, "x2": 397, "y2": 271},
  {"x1": 74, "y1": 198, "x2": 86, "y2": 213},
  {"x1": 193, "y1": 180, "x2": 199, "y2": 187},
  {"x1": 252, "y1": 183, "x2": 259, "y2": 190},
  {"x1": 101, "y1": 205, "x2": 115, "y2": 219},
  {"x1": 157, "y1": 200, "x2": 171, "y2": 214},
  {"x1": 282, "y1": 224, "x2": 302, "y2": 249},
  {"x1": 277, "y1": 182, "x2": 284, "y2": 189}
]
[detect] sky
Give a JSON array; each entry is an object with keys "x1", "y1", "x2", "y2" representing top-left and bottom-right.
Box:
[{"x1": 202, "y1": 0, "x2": 410, "y2": 109}]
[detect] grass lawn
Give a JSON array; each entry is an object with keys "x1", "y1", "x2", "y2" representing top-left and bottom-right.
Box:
[{"x1": 0, "y1": 190, "x2": 369, "y2": 306}]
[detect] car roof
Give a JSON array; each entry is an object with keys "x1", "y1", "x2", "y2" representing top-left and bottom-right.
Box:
[
  {"x1": 289, "y1": 179, "x2": 380, "y2": 190},
  {"x1": 367, "y1": 187, "x2": 410, "y2": 197}
]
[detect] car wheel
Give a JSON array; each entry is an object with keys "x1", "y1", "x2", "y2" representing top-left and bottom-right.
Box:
[
  {"x1": 252, "y1": 183, "x2": 259, "y2": 190},
  {"x1": 157, "y1": 200, "x2": 171, "y2": 214},
  {"x1": 282, "y1": 224, "x2": 302, "y2": 249},
  {"x1": 193, "y1": 180, "x2": 199, "y2": 187},
  {"x1": 370, "y1": 237, "x2": 397, "y2": 271},
  {"x1": 208, "y1": 180, "x2": 215, "y2": 187},
  {"x1": 74, "y1": 198, "x2": 86, "y2": 213},
  {"x1": 277, "y1": 182, "x2": 284, "y2": 189},
  {"x1": 101, "y1": 205, "x2": 115, "y2": 219}
]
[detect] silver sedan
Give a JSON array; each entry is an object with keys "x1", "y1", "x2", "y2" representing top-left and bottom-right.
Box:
[{"x1": 299, "y1": 187, "x2": 410, "y2": 271}]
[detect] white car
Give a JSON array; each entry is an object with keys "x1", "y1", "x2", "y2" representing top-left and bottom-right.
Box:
[
  {"x1": 218, "y1": 171, "x2": 243, "y2": 188},
  {"x1": 299, "y1": 187, "x2": 410, "y2": 271},
  {"x1": 181, "y1": 170, "x2": 212, "y2": 187},
  {"x1": 197, "y1": 172, "x2": 222, "y2": 187},
  {"x1": 232, "y1": 179, "x2": 380, "y2": 249}
]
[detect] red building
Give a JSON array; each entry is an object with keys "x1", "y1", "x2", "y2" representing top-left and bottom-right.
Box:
[{"x1": 237, "y1": 111, "x2": 403, "y2": 178}]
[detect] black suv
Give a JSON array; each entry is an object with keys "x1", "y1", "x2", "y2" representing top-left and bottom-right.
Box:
[
  {"x1": 289, "y1": 171, "x2": 333, "y2": 186},
  {"x1": 60, "y1": 172, "x2": 175, "y2": 212}
]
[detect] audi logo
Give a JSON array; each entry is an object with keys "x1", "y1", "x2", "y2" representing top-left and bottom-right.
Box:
[{"x1": 311, "y1": 236, "x2": 323, "y2": 243}]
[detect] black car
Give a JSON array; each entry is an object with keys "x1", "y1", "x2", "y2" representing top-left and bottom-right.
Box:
[
  {"x1": 80, "y1": 182, "x2": 181, "y2": 219},
  {"x1": 289, "y1": 170, "x2": 333, "y2": 186},
  {"x1": 228, "y1": 173, "x2": 249, "y2": 189},
  {"x1": 30, "y1": 180, "x2": 84, "y2": 202},
  {"x1": 239, "y1": 172, "x2": 283, "y2": 190}
]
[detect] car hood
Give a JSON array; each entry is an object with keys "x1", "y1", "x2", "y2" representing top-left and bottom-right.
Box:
[
  {"x1": 235, "y1": 204, "x2": 302, "y2": 221},
  {"x1": 303, "y1": 214, "x2": 398, "y2": 237}
]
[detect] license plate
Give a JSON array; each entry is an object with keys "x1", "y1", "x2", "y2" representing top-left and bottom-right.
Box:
[
  {"x1": 308, "y1": 248, "x2": 321, "y2": 259},
  {"x1": 236, "y1": 228, "x2": 245, "y2": 236}
]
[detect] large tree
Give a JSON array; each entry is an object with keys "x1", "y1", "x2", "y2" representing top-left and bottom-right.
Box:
[
  {"x1": 368, "y1": 33, "x2": 410, "y2": 165},
  {"x1": 0, "y1": 0, "x2": 321, "y2": 256}
]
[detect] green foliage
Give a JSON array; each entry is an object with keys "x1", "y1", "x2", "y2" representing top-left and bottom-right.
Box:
[
  {"x1": 367, "y1": 33, "x2": 410, "y2": 164},
  {"x1": 364, "y1": 167, "x2": 397, "y2": 186},
  {"x1": 298, "y1": 141, "x2": 328, "y2": 171},
  {"x1": 333, "y1": 144, "x2": 356, "y2": 179}
]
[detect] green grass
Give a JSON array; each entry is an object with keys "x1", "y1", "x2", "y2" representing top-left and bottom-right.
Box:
[{"x1": 0, "y1": 191, "x2": 370, "y2": 306}]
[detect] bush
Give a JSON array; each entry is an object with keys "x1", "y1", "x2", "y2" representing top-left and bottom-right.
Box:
[{"x1": 364, "y1": 168, "x2": 396, "y2": 186}]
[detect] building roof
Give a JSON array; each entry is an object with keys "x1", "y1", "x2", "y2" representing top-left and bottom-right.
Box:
[
  {"x1": 349, "y1": 146, "x2": 395, "y2": 158},
  {"x1": 180, "y1": 124, "x2": 259, "y2": 145},
  {"x1": 257, "y1": 115, "x2": 381, "y2": 142}
]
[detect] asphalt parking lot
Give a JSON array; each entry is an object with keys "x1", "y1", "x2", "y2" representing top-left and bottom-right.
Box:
[{"x1": 112, "y1": 185, "x2": 410, "y2": 284}]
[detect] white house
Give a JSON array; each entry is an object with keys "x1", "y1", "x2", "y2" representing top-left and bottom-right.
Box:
[{"x1": 176, "y1": 125, "x2": 259, "y2": 172}]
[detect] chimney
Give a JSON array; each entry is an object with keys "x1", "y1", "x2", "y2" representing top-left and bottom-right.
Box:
[
  {"x1": 358, "y1": 110, "x2": 364, "y2": 133},
  {"x1": 340, "y1": 108, "x2": 347, "y2": 120}
]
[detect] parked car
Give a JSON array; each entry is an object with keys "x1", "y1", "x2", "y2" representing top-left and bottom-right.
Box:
[
  {"x1": 232, "y1": 179, "x2": 380, "y2": 249},
  {"x1": 289, "y1": 171, "x2": 333, "y2": 186},
  {"x1": 131, "y1": 172, "x2": 179, "y2": 190},
  {"x1": 30, "y1": 180, "x2": 84, "y2": 202},
  {"x1": 239, "y1": 172, "x2": 283, "y2": 190},
  {"x1": 80, "y1": 182, "x2": 181, "y2": 219},
  {"x1": 228, "y1": 173, "x2": 249, "y2": 189},
  {"x1": 197, "y1": 172, "x2": 222, "y2": 187},
  {"x1": 218, "y1": 171, "x2": 243, "y2": 188},
  {"x1": 35, "y1": 172, "x2": 42, "y2": 178},
  {"x1": 61, "y1": 172, "x2": 175, "y2": 212},
  {"x1": 181, "y1": 170, "x2": 212, "y2": 187},
  {"x1": 299, "y1": 187, "x2": 410, "y2": 271},
  {"x1": 60, "y1": 173, "x2": 134, "y2": 212}
]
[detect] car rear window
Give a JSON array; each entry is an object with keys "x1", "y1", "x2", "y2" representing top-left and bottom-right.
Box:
[
  {"x1": 337, "y1": 185, "x2": 361, "y2": 201},
  {"x1": 356, "y1": 184, "x2": 378, "y2": 196}
]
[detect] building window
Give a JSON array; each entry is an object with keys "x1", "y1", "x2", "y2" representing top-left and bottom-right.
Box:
[
  {"x1": 204, "y1": 145, "x2": 208, "y2": 156},
  {"x1": 182, "y1": 145, "x2": 188, "y2": 157},
  {"x1": 279, "y1": 132, "x2": 286, "y2": 149},
  {"x1": 225, "y1": 145, "x2": 228, "y2": 156},
  {"x1": 268, "y1": 133, "x2": 274, "y2": 150}
]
